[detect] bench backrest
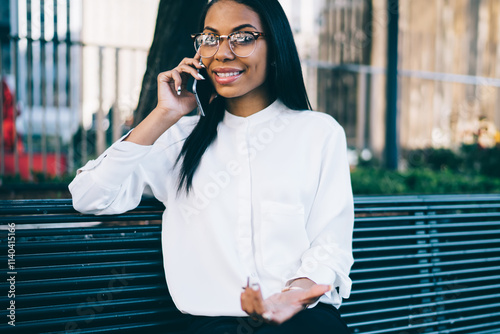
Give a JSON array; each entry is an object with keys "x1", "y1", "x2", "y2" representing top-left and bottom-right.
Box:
[{"x1": 1, "y1": 194, "x2": 500, "y2": 333}]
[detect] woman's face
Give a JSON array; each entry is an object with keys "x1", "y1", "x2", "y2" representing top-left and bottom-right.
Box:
[{"x1": 201, "y1": 1, "x2": 270, "y2": 107}]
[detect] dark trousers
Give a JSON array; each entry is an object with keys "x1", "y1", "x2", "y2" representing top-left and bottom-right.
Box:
[{"x1": 184, "y1": 303, "x2": 351, "y2": 334}]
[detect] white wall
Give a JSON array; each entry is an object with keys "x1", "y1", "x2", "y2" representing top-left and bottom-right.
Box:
[{"x1": 80, "y1": 0, "x2": 159, "y2": 130}]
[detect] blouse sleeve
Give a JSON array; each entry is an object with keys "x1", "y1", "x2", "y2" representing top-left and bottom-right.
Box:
[
  {"x1": 68, "y1": 133, "x2": 156, "y2": 215},
  {"x1": 287, "y1": 124, "x2": 354, "y2": 301}
]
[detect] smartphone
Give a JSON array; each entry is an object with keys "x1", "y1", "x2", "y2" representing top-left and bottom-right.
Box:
[{"x1": 192, "y1": 67, "x2": 214, "y2": 117}]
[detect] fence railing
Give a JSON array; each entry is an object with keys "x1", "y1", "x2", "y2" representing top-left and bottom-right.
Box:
[{"x1": 1, "y1": 34, "x2": 147, "y2": 181}]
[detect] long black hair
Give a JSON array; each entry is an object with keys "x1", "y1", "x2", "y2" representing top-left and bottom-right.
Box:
[{"x1": 176, "y1": 0, "x2": 311, "y2": 194}]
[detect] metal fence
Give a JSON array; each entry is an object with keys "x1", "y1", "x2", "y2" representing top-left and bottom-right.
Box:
[{"x1": 1, "y1": 0, "x2": 148, "y2": 181}]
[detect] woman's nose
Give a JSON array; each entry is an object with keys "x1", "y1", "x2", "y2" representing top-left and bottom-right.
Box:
[{"x1": 215, "y1": 37, "x2": 235, "y2": 61}]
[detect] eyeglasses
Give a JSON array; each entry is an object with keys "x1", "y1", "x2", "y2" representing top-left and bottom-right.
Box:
[{"x1": 191, "y1": 31, "x2": 265, "y2": 58}]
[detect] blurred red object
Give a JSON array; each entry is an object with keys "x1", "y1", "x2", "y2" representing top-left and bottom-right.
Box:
[
  {"x1": 3, "y1": 153, "x2": 67, "y2": 179},
  {"x1": 2, "y1": 78, "x2": 24, "y2": 153},
  {"x1": 2, "y1": 78, "x2": 66, "y2": 179}
]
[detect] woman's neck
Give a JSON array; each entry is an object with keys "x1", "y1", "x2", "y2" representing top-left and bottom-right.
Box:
[{"x1": 225, "y1": 86, "x2": 275, "y2": 117}]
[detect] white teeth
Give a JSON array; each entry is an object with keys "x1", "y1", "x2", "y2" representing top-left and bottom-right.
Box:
[{"x1": 216, "y1": 72, "x2": 240, "y2": 78}]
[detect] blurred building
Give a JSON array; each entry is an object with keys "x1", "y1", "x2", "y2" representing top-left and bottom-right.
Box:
[{"x1": 283, "y1": 0, "x2": 500, "y2": 160}]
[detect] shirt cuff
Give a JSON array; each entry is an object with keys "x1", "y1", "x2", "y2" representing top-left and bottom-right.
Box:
[{"x1": 288, "y1": 265, "x2": 337, "y2": 299}]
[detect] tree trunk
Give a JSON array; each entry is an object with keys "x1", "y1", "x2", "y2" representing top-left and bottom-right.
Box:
[{"x1": 133, "y1": 0, "x2": 206, "y2": 125}]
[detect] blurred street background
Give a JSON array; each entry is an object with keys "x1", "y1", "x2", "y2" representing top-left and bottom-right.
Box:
[{"x1": 1, "y1": 0, "x2": 499, "y2": 198}]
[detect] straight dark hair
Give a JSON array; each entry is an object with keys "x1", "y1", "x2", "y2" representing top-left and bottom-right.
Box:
[{"x1": 176, "y1": 0, "x2": 311, "y2": 194}]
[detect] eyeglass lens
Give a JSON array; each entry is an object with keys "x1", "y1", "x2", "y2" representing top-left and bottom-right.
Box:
[{"x1": 195, "y1": 32, "x2": 257, "y2": 58}]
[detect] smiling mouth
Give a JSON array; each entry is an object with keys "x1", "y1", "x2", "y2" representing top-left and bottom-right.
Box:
[{"x1": 215, "y1": 71, "x2": 243, "y2": 78}]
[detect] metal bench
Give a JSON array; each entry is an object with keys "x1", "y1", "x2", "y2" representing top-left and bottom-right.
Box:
[{"x1": 1, "y1": 194, "x2": 500, "y2": 333}]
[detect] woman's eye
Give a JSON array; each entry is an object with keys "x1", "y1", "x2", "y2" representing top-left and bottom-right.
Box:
[
  {"x1": 203, "y1": 35, "x2": 218, "y2": 45},
  {"x1": 232, "y1": 33, "x2": 253, "y2": 44}
]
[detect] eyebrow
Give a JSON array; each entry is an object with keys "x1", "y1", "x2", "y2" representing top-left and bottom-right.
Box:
[{"x1": 204, "y1": 23, "x2": 259, "y2": 33}]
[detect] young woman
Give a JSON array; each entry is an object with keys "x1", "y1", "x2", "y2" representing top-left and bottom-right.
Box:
[{"x1": 69, "y1": 0, "x2": 354, "y2": 333}]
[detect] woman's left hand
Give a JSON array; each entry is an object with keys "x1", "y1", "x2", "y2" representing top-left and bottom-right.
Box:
[{"x1": 240, "y1": 281, "x2": 331, "y2": 325}]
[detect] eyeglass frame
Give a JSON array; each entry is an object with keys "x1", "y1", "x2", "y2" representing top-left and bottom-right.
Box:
[{"x1": 191, "y1": 31, "x2": 266, "y2": 58}]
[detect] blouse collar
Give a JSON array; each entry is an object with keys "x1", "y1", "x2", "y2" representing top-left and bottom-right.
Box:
[{"x1": 222, "y1": 99, "x2": 285, "y2": 128}]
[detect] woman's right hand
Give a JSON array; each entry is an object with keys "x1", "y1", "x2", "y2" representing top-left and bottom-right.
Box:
[
  {"x1": 156, "y1": 55, "x2": 206, "y2": 119},
  {"x1": 124, "y1": 55, "x2": 205, "y2": 145}
]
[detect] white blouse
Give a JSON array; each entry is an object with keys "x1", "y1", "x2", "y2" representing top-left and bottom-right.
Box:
[{"x1": 69, "y1": 99, "x2": 354, "y2": 317}]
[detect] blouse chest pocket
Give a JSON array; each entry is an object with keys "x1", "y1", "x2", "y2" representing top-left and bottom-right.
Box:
[{"x1": 259, "y1": 201, "x2": 310, "y2": 278}]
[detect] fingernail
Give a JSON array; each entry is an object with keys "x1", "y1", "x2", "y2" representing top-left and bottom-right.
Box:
[
  {"x1": 200, "y1": 63, "x2": 206, "y2": 68},
  {"x1": 251, "y1": 283, "x2": 260, "y2": 291},
  {"x1": 198, "y1": 73, "x2": 205, "y2": 80},
  {"x1": 177, "y1": 86, "x2": 181, "y2": 95},
  {"x1": 263, "y1": 311, "x2": 273, "y2": 321}
]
